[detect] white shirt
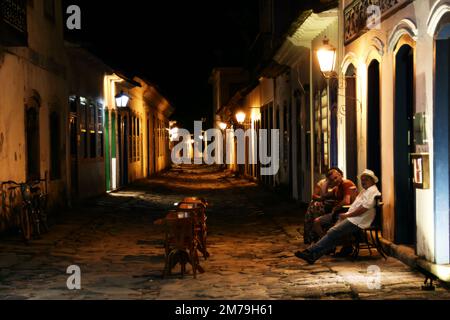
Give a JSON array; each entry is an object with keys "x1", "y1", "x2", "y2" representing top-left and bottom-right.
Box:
[{"x1": 347, "y1": 185, "x2": 381, "y2": 229}]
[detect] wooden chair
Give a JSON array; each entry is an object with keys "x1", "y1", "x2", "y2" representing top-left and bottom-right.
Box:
[
  {"x1": 175, "y1": 200, "x2": 209, "y2": 259},
  {"x1": 351, "y1": 195, "x2": 388, "y2": 260},
  {"x1": 162, "y1": 211, "x2": 201, "y2": 278}
]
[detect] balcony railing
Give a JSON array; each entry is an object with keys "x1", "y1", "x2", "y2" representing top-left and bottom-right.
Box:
[
  {"x1": 344, "y1": 0, "x2": 413, "y2": 45},
  {"x1": 1, "y1": 0, "x2": 27, "y2": 46}
]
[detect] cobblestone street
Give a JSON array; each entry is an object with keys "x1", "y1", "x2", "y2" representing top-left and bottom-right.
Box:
[{"x1": 0, "y1": 165, "x2": 449, "y2": 300}]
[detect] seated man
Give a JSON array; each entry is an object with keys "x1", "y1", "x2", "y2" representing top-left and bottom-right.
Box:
[
  {"x1": 295, "y1": 169, "x2": 381, "y2": 265},
  {"x1": 303, "y1": 172, "x2": 339, "y2": 244},
  {"x1": 312, "y1": 168, "x2": 357, "y2": 240}
]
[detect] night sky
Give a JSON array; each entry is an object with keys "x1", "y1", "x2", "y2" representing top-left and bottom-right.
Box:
[{"x1": 63, "y1": 0, "x2": 259, "y2": 130}]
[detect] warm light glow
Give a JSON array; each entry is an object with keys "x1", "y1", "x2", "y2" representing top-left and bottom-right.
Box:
[
  {"x1": 104, "y1": 74, "x2": 124, "y2": 110},
  {"x1": 219, "y1": 122, "x2": 227, "y2": 131},
  {"x1": 251, "y1": 110, "x2": 261, "y2": 121},
  {"x1": 236, "y1": 111, "x2": 246, "y2": 124},
  {"x1": 115, "y1": 91, "x2": 130, "y2": 108},
  {"x1": 111, "y1": 158, "x2": 117, "y2": 190},
  {"x1": 317, "y1": 37, "x2": 337, "y2": 77}
]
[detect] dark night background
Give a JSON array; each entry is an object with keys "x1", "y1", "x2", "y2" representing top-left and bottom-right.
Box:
[{"x1": 62, "y1": 0, "x2": 259, "y2": 130}]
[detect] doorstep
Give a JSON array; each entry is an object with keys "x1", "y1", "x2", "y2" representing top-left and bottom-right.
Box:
[{"x1": 380, "y1": 238, "x2": 450, "y2": 283}]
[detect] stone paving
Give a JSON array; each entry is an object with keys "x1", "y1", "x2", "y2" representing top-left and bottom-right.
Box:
[{"x1": 0, "y1": 165, "x2": 449, "y2": 300}]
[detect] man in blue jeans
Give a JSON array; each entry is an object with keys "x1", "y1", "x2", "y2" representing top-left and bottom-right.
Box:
[{"x1": 295, "y1": 169, "x2": 381, "y2": 265}]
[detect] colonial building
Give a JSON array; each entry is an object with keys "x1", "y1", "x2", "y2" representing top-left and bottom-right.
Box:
[
  {"x1": 339, "y1": 0, "x2": 450, "y2": 279},
  {"x1": 66, "y1": 45, "x2": 112, "y2": 202},
  {"x1": 104, "y1": 75, "x2": 173, "y2": 191},
  {"x1": 213, "y1": 0, "x2": 339, "y2": 198},
  {"x1": 213, "y1": 0, "x2": 450, "y2": 281},
  {"x1": 273, "y1": 3, "x2": 339, "y2": 201},
  {"x1": 1, "y1": 1, "x2": 174, "y2": 233},
  {"x1": 0, "y1": 0, "x2": 69, "y2": 220}
]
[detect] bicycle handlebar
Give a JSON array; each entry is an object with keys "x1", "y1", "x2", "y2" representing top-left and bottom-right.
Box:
[{"x1": 1, "y1": 179, "x2": 45, "y2": 187}]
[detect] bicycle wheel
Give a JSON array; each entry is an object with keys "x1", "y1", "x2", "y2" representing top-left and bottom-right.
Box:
[{"x1": 20, "y1": 206, "x2": 32, "y2": 242}]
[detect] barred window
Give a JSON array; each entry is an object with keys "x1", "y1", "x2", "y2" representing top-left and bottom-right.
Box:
[
  {"x1": 314, "y1": 89, "x2": 330, "y2": 174},
  {"x1": 89, "y1": 103, "x2": 96, "y2": 159},
  {"x1": 136, "y1": 117, "x2": 140, "y2": 161},
  {"x1": 1, "y1": 0, "x2": 27, "y2": 33},
  {"x1": 80, "y1": 97, "x2": 88, "y2": 158},
  {"x1": 97, "y1": 103, "x2": 104, "y2": 158}
]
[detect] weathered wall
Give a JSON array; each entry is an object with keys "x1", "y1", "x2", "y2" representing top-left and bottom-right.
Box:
[{"x1": 0, "y1": 1, "x2": 69, "y2": 225}]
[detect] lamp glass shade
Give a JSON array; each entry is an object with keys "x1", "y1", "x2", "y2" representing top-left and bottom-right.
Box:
[
  {"x1": 115, "y1": 92, "x2": 129, "y2": 108},
  {"x1": 317, "y1": 41, "x2": 336, "y2": 74},
  {"x1": 236, "y1": 112, "x2": 246, "y2": 124}
]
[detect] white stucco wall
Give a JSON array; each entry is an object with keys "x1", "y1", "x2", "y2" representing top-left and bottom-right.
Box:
[{"x1": 341, "y1": 0, "x2": 450, "y2": 263}]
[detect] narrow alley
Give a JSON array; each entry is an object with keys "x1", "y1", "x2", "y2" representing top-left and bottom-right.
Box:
[{"x1": 0, "y1": 166, "x2": 449, "y2": 300}]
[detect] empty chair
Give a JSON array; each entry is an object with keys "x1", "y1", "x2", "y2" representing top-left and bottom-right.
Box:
[
  {"x1": 175, "y1": 201, "x2": 209, "y2": 259},
  {"x1": 162, "y1": 211, "x2": 201, "y2": 278}
]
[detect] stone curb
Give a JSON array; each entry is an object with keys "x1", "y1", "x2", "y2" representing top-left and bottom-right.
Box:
[{"x1": 380, "y1": 238, "x2": 450, "y2": 283}]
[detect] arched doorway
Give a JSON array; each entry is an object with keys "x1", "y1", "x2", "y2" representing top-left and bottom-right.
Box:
[
  {"x1": 394, "y1": 42, "x2": 416, "y2": 245},
  {"x1": 25, "y1": 95, "x2": 41, "y2": 181},
  {"x1": 367, "y1": 60, "x2": 382, "y2": 188},
  {"x1": 345, "y1": 64, "x2": 358, "y2": 183},
  {"x1": 434, "y1": 22, "x2": 450, "y2": 264}
]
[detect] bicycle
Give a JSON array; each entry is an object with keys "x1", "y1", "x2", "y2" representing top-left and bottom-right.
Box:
[
  {"x1": 1, "y1": 176, "x2": 49, "y2": 242},
  {"x1": 1, "y1": 181, "x2": 33, "y2": 241},
  {"x1": 28, "y1": 177, "x2": 49, "y2": 236}
]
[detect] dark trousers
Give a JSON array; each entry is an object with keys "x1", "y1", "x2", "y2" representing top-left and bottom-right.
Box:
[{"x1": 308, "y1": 219, "x2": 361, "y2": 260}]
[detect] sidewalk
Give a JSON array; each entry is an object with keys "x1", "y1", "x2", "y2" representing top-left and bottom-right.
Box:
[{"x1": 378, "y1": 239, "x2": 450, "y2": 283}]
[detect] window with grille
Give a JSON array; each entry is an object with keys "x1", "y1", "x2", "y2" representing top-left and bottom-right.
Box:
[
  {"x1": 320, "y1": 88, "x2": 329, "y2": 172},
  {"x1": 89, "y1": 103, "x2": 96, "y2": 158},
  {"x1": 1, "y1": 0, "x2": 27, "y2": 33},
  {"x1": 97, "y1": 103, "x2": 104, "y2": 158},
  {"x1": 80, "y1": 97, "x2": 88, "y2": 158},
  {"x1": 314, "y1": 88, "x2": 330, "y2": 174},
  {"x1": 136, "y1": 117, "x2": 140, "y2": 161}
]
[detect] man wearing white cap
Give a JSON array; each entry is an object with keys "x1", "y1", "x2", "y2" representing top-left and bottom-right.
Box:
[{"x1": 295, "y1": 169, "x2": 381, "y2": 264}]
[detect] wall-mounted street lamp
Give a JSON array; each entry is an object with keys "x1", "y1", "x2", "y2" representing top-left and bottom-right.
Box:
[
  {"x1": 115, "y1": 91, "x2": 130, "y2": 108},
  {"x1": 235, "y1": 111, "x2": 246, "y2": 125},
  {"x1": 317, "y1": 36, "x2": 364, "y2": 126},
  {"x1": 317, "y1": 37, "x2": 337, "y2": 79}
]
